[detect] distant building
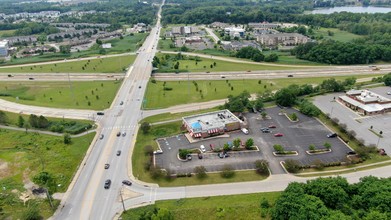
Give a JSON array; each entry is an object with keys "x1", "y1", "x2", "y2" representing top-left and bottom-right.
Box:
[
  {"x1": 102, "y1": 43, "x2": 112, "y2": 49},
  {"x1": 248, "y1": 22, "x2": 280, "y2": 30},
  {"x1": 209, "y1": 22, "x2": 230, "y2": 29},
  {"x1": 170, "y1": 26, "x2": 200, "y2": 36},
  {"x1": 182, "y1": 110, "x2": 243, "y2": 139},
  {"x1": 0, "y1": 40, "x2": 9, "y2": 57},
  {"x1": 5, "y1": 36, "x2": 37, "y2": 46},
  {"x1": 223, "y1": 40, "x2": 261, "y2": 51},
  {"x1": 256, "y1": 33, "x2": 309, "y2": 47},
  {"x1": 224, "y1": 27, "x2": 245, "y2": 38},
  {"x1": 134, "y1": 23, "x2": 147, "y2": 33},
  {"x1": 339, "y1": 89, "x2": 391, "y2": 116}
]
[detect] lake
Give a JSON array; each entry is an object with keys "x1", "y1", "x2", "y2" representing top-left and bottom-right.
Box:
[{"x1": 310, "y1": 6, "x2": 391, "y2": 14}]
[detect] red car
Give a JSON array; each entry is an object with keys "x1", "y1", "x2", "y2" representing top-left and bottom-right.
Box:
[
  {"x1": 268, "y1": 124, "x2": 277, "y2": 128},
  {"x1": 274, "y1": 133, "x2": 283, "y2": 137}
]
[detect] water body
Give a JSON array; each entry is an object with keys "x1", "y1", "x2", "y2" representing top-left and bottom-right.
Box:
[{"x1": 310, "y1": 6, "x2": 391, "y2": 14}]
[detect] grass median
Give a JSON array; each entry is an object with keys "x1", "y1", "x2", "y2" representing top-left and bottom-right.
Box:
[
  {"x1": 0, "y1": 80, "x2": 122, "y2": 110},
  {"x1": 122, "y1": 191, "x2": 280, "y2": 219},
  {"x1": 145, "y1": 75, "x2": 382, "y2": 109},
  {"x1": 0, "y1": 55, "x2": 135, "y2": 73},
  {"x1": 0, "y1": 129, "x2": 95, "y2": 219}
]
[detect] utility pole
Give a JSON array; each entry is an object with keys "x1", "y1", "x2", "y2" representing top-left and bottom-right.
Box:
[{"x1": 120, "y1": 187, "x2": 126, "y2": 211}]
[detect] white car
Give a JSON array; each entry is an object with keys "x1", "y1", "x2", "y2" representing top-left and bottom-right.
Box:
[
  {"x1": 200, "y1": 145, "x2": 206, "y2": 153},
  {"x1": 387, "y1": 91, "x2": 391, "y2": 95},
  {"x1": 241, "y1": 128, "x2": 249, "y2": 134}
]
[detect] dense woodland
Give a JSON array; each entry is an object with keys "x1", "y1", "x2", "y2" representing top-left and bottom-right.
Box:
[{"x1": 272, "y1": 176, "x2": 391, "y2": 220}]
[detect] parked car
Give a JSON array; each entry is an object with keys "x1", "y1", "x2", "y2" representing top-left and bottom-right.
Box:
[
  {"x1": 241, "y1": 128, "x2": 249, "y2": 134},
  {"x1": 198, "y1": 153, "x2": 203, "y2": 159},
  {"x1": 122, "y1": 180, "x2": 132, "y2": 186},
  {"x1": 261, "y1": 127, "x2": 271, "y2": 133},
  {"x1": 209, "y1": 143, "x2": 215, "y2": 151},
  {"x1": 387, "y1": 91, "x2": 391, "y2": 95},
  {"x1": 200, "y1": 145, "x2": 206, "y2": 153},
  {"x1": 346, "y1": 151, "x2": 356, "y2": 155},
  {"x1": 104, "y1": 179, "x2": 111, "y2": 189},
  {"x1": 122, "y1": 132, "x2": 126, "y2": 137},
  {"x1": 120, "y1": 101, "x2": 124, "y2": 105},
  {"x1": 327, "y1": 133, "x2": 337, "y2": 138},
  {"x1": 274, "y1": 133, "x2": 284, "y2": 137},
  {"x1": 218, "y1": 152, "x2": 229, "y2": 158},
  {"x1": 104, "y1": 164, "x2": 110, "y2": 169},
  {"x1": 116, "y1": 150, "x2": 121, "y2": 156},
  {"x1": 268, "y1": 124, "x2": 277, "y2": 128},
  {"x1": 153, "y1": 149, "x2": 163, "y2": 154},
  {"x1": 117, "y1": 132, "x2": 121, "y2": 137}
]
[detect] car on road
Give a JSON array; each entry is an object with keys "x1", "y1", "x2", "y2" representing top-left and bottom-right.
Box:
[
  {"x1": 116, "y1": 132, "x2": 121, "y2": 137},
  {"x1": 139, "y1": 86, "x2": 141, "y2": 89},
  {"x1": 29, "y1": 77, "x2": 34, "y2": 80},
  {"x1": 327, "y1": 133, "x2": 337, "y2": 138},
  {"x1": 116, "y1": 150, "x2": 121, "y2": 156},
  {"x1": 97, "y1": 112, "x2": 104, "y2": 115},
  {"x1": 261, "y1": 127, "x2": 271, "y2": 133},
  {"x1": 122, "y1": 132, "x2": 126, "y2": 137},
  {"x1": 387, "y1": 91, "x2": 391, "y2": 95},
  {"x1": 200, "y1": 145, "x2": 206, "y2": 153},
  {"x1": 120, "y1": 101, "x2": 124, "y2": 105},
  {"x1": 218, "y1": 152, "x2": 229, "y2": 158},
  {"x1": 122, "y1": 180, "x2": 132, "y2": 186},
  {"x1": 104, "y1": 179, "x2": 111, "y2": 189},
  {"x1": 274, "y1": 133, "x2": 284, "y2": 137},
  {"x1": 7, "y1": 74, "x2": 13, "y2": 77},
  {"x1": 268, "y1": 124, "x2": 277, "y2": 128},
  {"x1": 221, "y1": 76, "x2": 226, "y2": 78},
  {"x1": 198, "y1": 153, "x2": 203, "y2": 159},
  {"x1": 287, "y1": 75, "x2": 293, "y2": 77},
  {"x1": 100, "y1": 134, "x2": 104, "y2": 139},
  {"x1": 104, "y1": 164, "x2": 110, "y2": 169}
]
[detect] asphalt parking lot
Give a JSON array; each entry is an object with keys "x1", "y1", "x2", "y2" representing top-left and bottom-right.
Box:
[
  {"x1": 155, "y1": 107, "x2": 351, "y2": 175},
  {"x1": 313, "y1": 86, "x2": 391, "y2": 153}
]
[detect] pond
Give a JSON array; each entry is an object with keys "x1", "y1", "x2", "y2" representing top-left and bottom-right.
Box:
[{"x1": 309, "y1": 6, "x2": 391, "y2": 14}]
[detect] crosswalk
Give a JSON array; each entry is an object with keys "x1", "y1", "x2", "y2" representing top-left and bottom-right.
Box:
[{"x1": 102, "y1": 125, "x2": 136, "y2": 130}]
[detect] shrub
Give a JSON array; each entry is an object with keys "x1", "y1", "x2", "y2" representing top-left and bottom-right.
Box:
[
  {"x1": 63, "y1": 133, "x2": 71, "y2": 144},
  {"x1": 255, "y1": 160, "x2": 269, "y2": 175},
  {"x1": 150, "y1": 166, "x2": 164, "y2": 179},
  {"x1": 245, "y1": 138, "x2": 254, "y2": 149},
  {"x1": 144, "y1": 145, "x2": 153, "y2": 155},
  {"x1": 194, "y1": 166, "x2": 207, "y2": 179},
  {"x1": 220, "y1": 165, "x2": 235, "y2": 178},
  {"x1": 309, "y1": 144, "x2": 316, "y2": 151},
  {"x1": 273, "y1": 144, "x2": 284, "y2": 153},
  {"x1": 178, "y1": 149, "x2": 191, "y2": 160},
  {"x1": 289, "y1": 113, "x2": 298, "y2": 121},
  {"x1": 312, "y1": 159, "x2": 325, "y2": 170},
  {"x1": 284, "y1": 159, "x2": 301, "y2": 173}
]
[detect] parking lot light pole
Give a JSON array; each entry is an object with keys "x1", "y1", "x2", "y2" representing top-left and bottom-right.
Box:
[{"x1": 377, "y1": 131, "x2": 383, "y2": 147}]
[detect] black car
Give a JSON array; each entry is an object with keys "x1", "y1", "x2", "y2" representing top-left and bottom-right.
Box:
[
  {"x1": 29, "y1": 77, "x2": 34, "y2": 80},
  {"x1": 327, "y1": 133, "x2": 337, "y2": 138},
  {"x1": 100, "y1": 134, "x2": 104, "y2": 140},
  {"x1": 116, "y1": 150, "x2": 121, "y2": 156},
  {"x1": 120, "y1": 101, "x2": 124, "y2": 105},
  {"x1": 122, "y1": 180, "x2": 132, "y2": 186},
  {"x1": 104, "y1": 179, "x2": 111, "y2": 189},
  {"x1": 97, "y1": 112, "x2": 104, "y2": 115},
  {"x1": 261, "y1": 127, "x2": 271, "y2": 133},
  {"x1": 287, "y1": 75, "x2": 293, "y2": 77},
  {"x1": 347, "y1": 151, "x2": 356, "y2": 155},
  {"x1": 116, "y1": 132, "x2": 121, "y2": 137},
  {"x1": 104, "y1": 163, "x2": 110, "y2": 169}
]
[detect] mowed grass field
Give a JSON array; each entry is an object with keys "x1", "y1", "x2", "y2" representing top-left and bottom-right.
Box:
[
  {"x1": 0, "y1": 81, "x2": 122, "y2": 110},
  {"x1": 144, "y1": 75, "x2": 381, "y2": 109},
  {"x1": 0, "y1": 55, "x2": 136, "y2": 73},
  {"x1": 314, "y1": 28, "x2": 363, "y2": 42},
  {"x1": 0, "y1": 129, "x2": 95, "y2": 219},
  {"x1": 132, "y1": 121, "x2": 267, "y2": 186},
  {"x1": 122, "y1": 191, "x2": 281, "y2": 220},
  {"x1": 0, "y1": 29, "x2": 16, "y2": 37},
  {"x1": 104, "y1": 33, "x2": 147, "y2": 53},
  {"x1": 156, "y1": 54, "x2": 309, "y2": 73}
]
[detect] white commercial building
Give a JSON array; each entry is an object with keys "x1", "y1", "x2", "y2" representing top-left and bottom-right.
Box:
[{"x1": 0, "y1": 40, "x2": 9, "y2": 57}]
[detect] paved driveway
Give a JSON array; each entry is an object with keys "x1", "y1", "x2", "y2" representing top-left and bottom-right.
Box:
[{"x1": 155, "y1": 107, "x2": 351, "y2": 175}]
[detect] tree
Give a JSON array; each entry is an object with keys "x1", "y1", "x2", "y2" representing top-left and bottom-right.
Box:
[
  {"x1": 245, "y1": 138, "x2": 254, "y2": 149},
  {"x1": 383, "y1": 73, "x2": 391, "y2": 86},
  {"x1": 23, "y1": 121, "x2": 31, "y2": 133},
  {"x1": 0, "y1": 111, "x2": 8, "y2": 125},
  {"x1": 255, "y1": 160, "x2": 269, "y2": 175},
  {"x1": 264, "y1": 53, "x2": 279, "y2": 62},
  {"x1": 63, "y1": 133, "x2": 72, "y2": 144},
  {"x1": 284, "y1": 159, "x2": 301, "y2": 173},
  {"x1": 273, "y1": 144, "x2": 284, "y2": 153},
  {"x1": 299, "y1": 100, "x2": 321, "y2": 117},
  {"x1": 220, "y1": 165, "x2": 235, "y2": 178},
  {"x1": 274, "y1": 88, "x2": 297, "y2": 107},
  {"x1": 289, "y1": 113, "x2": 298, "y2": 121},
  {"x1": 59, "y1": 45, "x2": 71, "y2": 54},
  {"x1": 194, "y1": 166, "x2": 207, "y2": 179},
  {"x1": 323, "y1": 142, "x2": 331, "y2": 150},
  {"x1": 254, "y1": 96, "x2": 264, "y2": 111},
  {"x1": 141, "y1": 122, "x2": 151, "y2": 134},
  {"x1": 233, "y1": 138, "x2": 241, "y2": 148},
  {"x1": 178, "y1": 149, "x2": 191, "y2": 159},
  {"x1": 309, "y1": 144, "x2": 316, "y2": 151},
  {"x1": 151, "y1": 208, "x2": 174, "y2": 220},
  {"x1": 18, "y1": 115, "x2": 25, "y2": 128}
]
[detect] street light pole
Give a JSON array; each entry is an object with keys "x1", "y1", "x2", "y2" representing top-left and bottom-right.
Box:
[{"x1": 120, "y1": 187, "x2": 126, "y2": 211}]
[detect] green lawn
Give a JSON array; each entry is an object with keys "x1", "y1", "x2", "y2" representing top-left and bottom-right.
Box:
[
  {"x1": 144, "y1": 75, "x2": 381, "y2": 109},
  {"x1": 0, "y1": 55, "x2": 135, "y2": 73},
  {"x1": 122, "y1": 191, "x2": 280, "y2": 219},
  {"x1": 0, "y1": 80, "x2": 122, "y2": 110},
  {"x1": 103, "y1": 33, "x2": 147, "y2": 53},
  {"x1": 156, "y1": 54, "x2": 307, "y2": 73},
  {"x1": 313, "y1": 28, "x2": 364, "y2": 42},
  {"x1": 0, "y1": 29, "x2": 16, "y2": 37},
  {"x1": 262, "y1": 51, "x2": 326, "y2": 66},
  {"x1": 0, "y1": 129, "x2": 95, "y2": 219},
  {"x1": 132, "y1": 121, "x2": 267, "y2": 186},
  {"x1": 158, "y1": 39, "x2": 178, "y2": 51},
  {"x1": 141, "y1": 107, "x2": 220, "y2": 124}
]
